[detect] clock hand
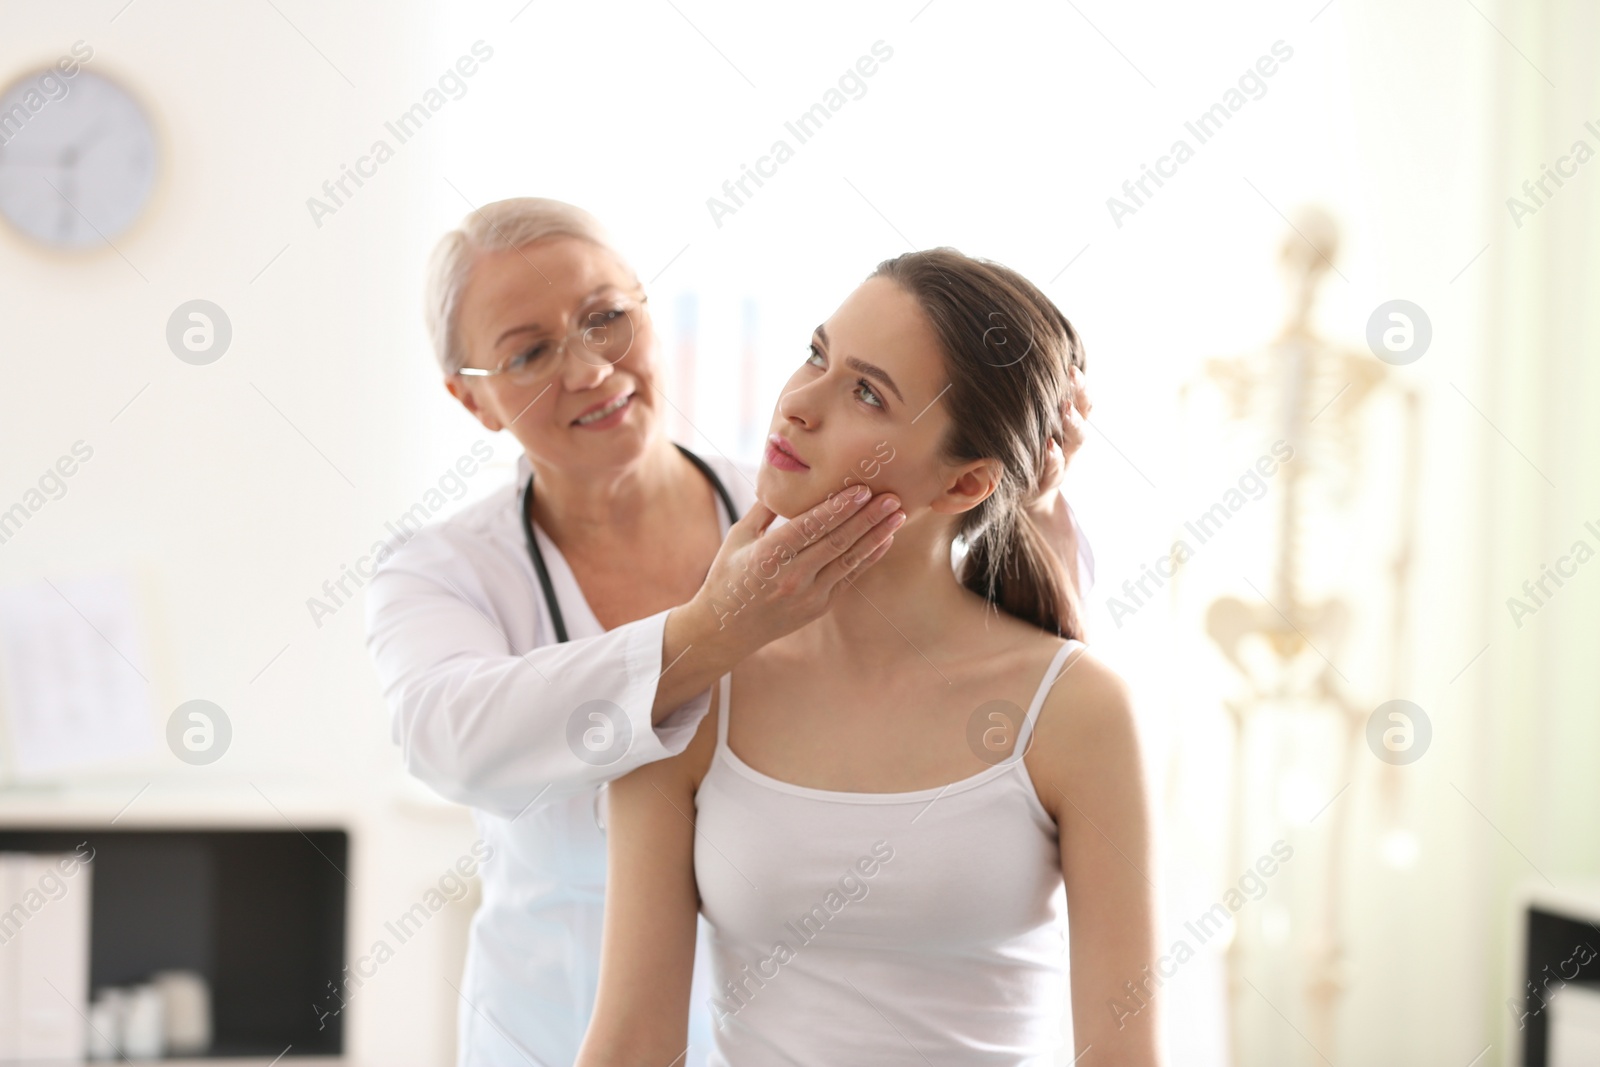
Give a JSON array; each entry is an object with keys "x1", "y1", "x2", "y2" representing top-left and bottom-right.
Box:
[{"x1": 58, "y1": 121, "x2": 108, "y2": 168}]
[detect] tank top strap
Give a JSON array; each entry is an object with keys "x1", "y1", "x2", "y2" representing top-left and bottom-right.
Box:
[
  {"x1": 1014, "y1": 639, "x2": 1085, "y2": 754},
  {"x1": 716, "y1": 672, "x2": 733, "y2": 749}
]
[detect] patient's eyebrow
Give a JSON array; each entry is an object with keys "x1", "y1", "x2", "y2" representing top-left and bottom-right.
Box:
[
  {"x1": 845, "y1": 357, "x2": 904, "y2": 404},
  {"x1": 813, "y1": 324, "x2": 905, "y2": 404}
]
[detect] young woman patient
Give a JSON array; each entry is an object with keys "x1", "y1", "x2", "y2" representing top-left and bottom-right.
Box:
[{"x1": 576, "y1": 249, "x2": 1162, "y2": 1066}]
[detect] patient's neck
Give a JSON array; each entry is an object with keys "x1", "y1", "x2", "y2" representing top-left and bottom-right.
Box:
[{"x1": 802, "y1": 511, "x2": 973, "y2": 670}]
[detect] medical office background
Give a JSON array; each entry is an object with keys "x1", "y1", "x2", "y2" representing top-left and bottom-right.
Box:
[{"x1": 0, "y1": 0, "x2": 1597, "y2": 1064}]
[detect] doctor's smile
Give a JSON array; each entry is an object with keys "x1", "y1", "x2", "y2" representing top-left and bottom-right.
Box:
[{"x1": 572, "y1": 390, "x2": 633, "y2": 429}]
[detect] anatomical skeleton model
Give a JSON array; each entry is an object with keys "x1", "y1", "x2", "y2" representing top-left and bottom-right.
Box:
[{"x1": 1181, "y1": 206, "x2": 1421, "y2": 1065}]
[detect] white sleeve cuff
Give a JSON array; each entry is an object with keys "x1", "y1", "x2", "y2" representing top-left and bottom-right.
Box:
[
  {"x1": 655, "y1": 685, "x2": 714, "y2": 753},
  {"x1": 622, "y1": 607, "x2": 714, "y2": 763}
]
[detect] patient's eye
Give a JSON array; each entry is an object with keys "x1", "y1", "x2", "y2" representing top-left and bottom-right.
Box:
[{"x1": 805, "y1": 342, "x2": 824, "y2": 368}]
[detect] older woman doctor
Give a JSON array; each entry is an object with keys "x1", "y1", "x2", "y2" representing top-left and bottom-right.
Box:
[{"x1": 363, "y1": 199, "x2": 1096, "y2": 1067}]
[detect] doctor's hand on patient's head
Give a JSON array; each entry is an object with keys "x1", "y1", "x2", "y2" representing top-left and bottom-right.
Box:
[{"x1": 1035, "y1": 364, "x2": 1092, "y2": 499}]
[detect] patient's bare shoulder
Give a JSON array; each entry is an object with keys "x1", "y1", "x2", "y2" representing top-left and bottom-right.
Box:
[{"x1": 1022, "y1": 643, "x2": 1145, "y2": 821}]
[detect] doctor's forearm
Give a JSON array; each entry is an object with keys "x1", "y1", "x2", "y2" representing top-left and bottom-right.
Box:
[
  {"x1": 652, "y1": 599, "x2": 753, "y2": 723},
  {"x1": 1029, "y1": 487, "x2": 1083, "y2": 601}
]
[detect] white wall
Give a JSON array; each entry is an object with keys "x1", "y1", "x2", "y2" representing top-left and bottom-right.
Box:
[
  {"x1": 1482, "y1": 0, "x2": 1600, "y2": 1062},
  {"x1": 0, "y1": 4, "x2": 480, "y2": 1062},
  {"x1": 0, "y1": 1, "x2": 459, "y2": 782}
]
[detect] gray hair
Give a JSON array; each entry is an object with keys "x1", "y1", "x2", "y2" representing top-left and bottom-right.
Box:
[{"x1": 423, "y1": 197, "x2": 631, "y2": 374}]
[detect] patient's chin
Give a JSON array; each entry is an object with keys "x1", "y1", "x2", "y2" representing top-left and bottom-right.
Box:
[
  {"x1": 754, "y1": 470, "x2": 811, "y2": 521},
  {"x1": 754, "y1": 485, "x2": 805, "y2": 522}
]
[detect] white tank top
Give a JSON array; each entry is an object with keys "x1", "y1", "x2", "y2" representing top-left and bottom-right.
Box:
[{"x1": 692, "y1": 640, "x2": 1081, "y2": 1066}]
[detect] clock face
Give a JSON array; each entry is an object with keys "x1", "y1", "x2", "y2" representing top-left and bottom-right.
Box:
[{"x1": 0, "y1": 69, "x2": 158, "y2": 249}]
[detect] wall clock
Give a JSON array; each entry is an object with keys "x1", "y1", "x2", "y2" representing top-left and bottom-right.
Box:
[{"x1": 0, "y1": 68, "x2": 158, "y2": 249}]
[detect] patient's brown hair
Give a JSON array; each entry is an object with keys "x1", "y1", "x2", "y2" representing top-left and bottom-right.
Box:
[{"x1": 871, "y1": 248, "x2": 1086, "y2": 640}]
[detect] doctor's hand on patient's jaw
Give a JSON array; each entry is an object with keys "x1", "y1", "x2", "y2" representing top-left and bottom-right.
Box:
[
  {"x1": 650, "y1": 485, "x2": 902, "y2": 722},
  {"x1": 691, "y1": 484, "x2": 904, "y2": 651}
]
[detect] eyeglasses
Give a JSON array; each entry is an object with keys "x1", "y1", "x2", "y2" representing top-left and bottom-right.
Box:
[{"x1": 457, "y1": 288, "x2": 648, "y2": 386}]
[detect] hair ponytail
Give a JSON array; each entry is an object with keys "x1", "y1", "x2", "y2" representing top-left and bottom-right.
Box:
[
  {"x1": 870, "y1": 248, "x2": 1087, "y2": 641},
  {"x1": 961, "y1": 502, "x2": 1083, "y2": 640}
]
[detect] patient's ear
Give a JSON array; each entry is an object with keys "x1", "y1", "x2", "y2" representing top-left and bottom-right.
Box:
[{"x1": 929, "y1": 458, "x2": 1001, "y2": 516}]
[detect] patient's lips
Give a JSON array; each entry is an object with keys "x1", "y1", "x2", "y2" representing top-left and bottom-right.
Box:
[{"x1": 765, "y1": 433, "x2": 810, "y2": 472}]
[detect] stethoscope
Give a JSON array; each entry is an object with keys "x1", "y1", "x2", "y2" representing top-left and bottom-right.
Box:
[
  {"x1": 519, "y1": 443, "x2": 740, "y2": 642},
  {"x1": 520, "y1": 444, "x2": 739, "y2": 832}
]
